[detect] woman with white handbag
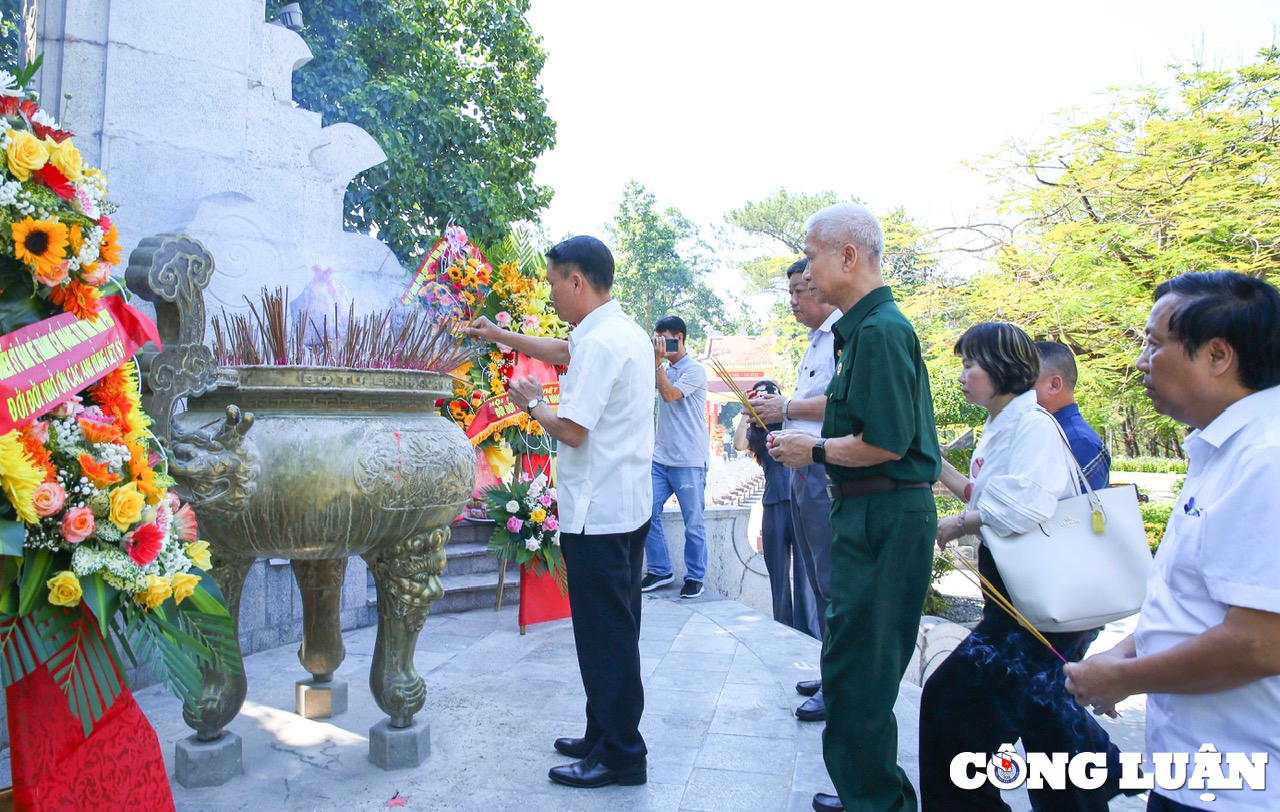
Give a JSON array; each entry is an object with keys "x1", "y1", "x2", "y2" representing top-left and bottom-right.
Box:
[{"x1": 918, "y1": 322, "x2": 1127, "y2": 812}]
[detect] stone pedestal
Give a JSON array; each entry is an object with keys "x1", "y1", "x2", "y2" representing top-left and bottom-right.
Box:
[
  {"x1": 369, "y1": 718, "x2": 431, "y2": 770},
  {"x1": 174, "y1": 731, "x2": 243, "y2": 788},
  {"x1": 295, "y1": 677, "x2": 348, "y2": 719}
]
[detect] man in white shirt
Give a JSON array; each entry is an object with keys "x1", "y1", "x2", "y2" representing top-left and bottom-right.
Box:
[
  {"x1": 751, "y1": 258, "x2": 840, "y2": 721},
  {"x1": 1065, "y1": 271, "x2": 1280, "y2": 812},
  {"x1": 467, "y1": 235, "x2": 655, "y2": 790}
]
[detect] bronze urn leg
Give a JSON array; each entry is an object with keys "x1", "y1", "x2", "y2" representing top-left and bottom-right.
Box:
[
  {"x1": 291, "y1": 558, "x2": 349, "y2": 681},
  {"x1": 362, "y1": 527, "x2": 448, "y2": 728},
  {"x1": 183, "y1": 554, "x2": 254, "y2": 741}
]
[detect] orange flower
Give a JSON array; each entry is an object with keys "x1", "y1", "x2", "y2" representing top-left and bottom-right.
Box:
[
  {"x1": 78, "y1": 416, "x2": 123, "y2": 444},
  {"x1": 98, "y1": 221, "x2": 121, "y2": 266},
  {"x1": 47, "y1": 279, "x2": 101, "y2": 319},
  {"x1": 78, "y1": 453, "x2": 121, "y2": 488},
  {"x1": 127, "y1": 441, "x2": 164, "y2": 503},
  {"x1": 18, "y1": 431, "x2": 57, "y2": 482},
  {"x1": 11, "y1": 217, "x2": 69, "y2": 278}
]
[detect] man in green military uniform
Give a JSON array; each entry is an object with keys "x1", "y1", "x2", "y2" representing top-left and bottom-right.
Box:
[{"x1": 769, "y1": 203, "x2": 941, "y2": 812}]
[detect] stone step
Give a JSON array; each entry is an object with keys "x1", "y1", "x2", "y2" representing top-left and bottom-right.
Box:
[
  {"x1": 365, "y1": 565, "x2": 520, "y2": 615},
  {"x1": 440, "y1": 541, "x2": 503, "y2": 577},
  {"x1": 436, "y1": 567, "x2": 521, "y2": 614}
]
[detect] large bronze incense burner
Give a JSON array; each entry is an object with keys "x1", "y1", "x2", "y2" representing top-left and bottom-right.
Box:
[{"x1": 126, "y1": 235, "x2": 474, "y2": 772}]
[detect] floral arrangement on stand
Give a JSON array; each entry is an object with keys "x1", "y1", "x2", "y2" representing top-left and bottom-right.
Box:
[
  {"x1": 423, "y1": 227, "x2": 569, "y2": 463},
  {"x1": 481, "y1": 470, "x2": 565, "y2": 594},
  {"x1": 0, "y1": 65, "x2": 239, "y2": 736}
]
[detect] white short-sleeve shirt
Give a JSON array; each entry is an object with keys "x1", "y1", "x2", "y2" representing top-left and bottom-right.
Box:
[
  {"x1": 784, "y1": 309, "x2": 841, "y2": 437},
  {"x1": 555, "y1": 299, "x2": 655, "y2": 535},
  {"x1": 1135, "y1": 385, "x2": 1280, "y2": 811}
]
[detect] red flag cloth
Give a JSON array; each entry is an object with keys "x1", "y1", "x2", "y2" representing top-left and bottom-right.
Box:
[
  {"x1": 7, "y1": 663, "x2": 174, "y2": 811},
  {"x1": 518, "y1": 561, "x2": 571, "y2": 627},
  {"x1": 0, "y1": 295, "x2": 160, "y2": 433}
]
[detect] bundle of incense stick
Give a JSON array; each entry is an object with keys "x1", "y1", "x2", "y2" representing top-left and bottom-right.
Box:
[
  {"x1": 707, "y1": 356, "x2": 768, "y2": 430},
  {"x1": 212, "y1": 287, "x2": 470, "y2": 372},
  {"x1": 942, "y1": 548, "x2": 1067, "y2": 663}
]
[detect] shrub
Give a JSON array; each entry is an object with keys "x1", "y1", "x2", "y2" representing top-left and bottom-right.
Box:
[
  {"x1": 1141, "y1": 502, "x2": 1175, "y2": 554},
  {"x1": 1111, "y1": 456, "x2": 1188, "y2": 474}
]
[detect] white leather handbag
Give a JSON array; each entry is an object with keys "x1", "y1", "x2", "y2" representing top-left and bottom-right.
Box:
[{"x1": 980, "y1": 414, "x2": 1153, "y2": 633}]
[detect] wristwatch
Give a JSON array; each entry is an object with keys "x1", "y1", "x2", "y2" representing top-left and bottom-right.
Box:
[
  {"x1": 526, "y1": 396, "x2": 544, "y2": 413},
  {"x1": 811, "y1": 438, "x2": 827, "y2": 465}
]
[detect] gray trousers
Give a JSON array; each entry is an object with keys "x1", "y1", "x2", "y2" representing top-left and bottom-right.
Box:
[{"x1": 788, "y1": 463, "x2": 834, "y2": 637}]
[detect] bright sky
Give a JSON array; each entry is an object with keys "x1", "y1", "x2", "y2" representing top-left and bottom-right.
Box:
[{"x1": 525, "y1": 0, "x2": 1278, "y2": 292}]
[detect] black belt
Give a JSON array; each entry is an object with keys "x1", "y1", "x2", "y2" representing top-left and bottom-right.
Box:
[{"x1": 825, "y1": 477, "x2": 930, "y2": 500}]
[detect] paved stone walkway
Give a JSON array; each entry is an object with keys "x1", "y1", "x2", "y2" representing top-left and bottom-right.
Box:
[{"x1": 130, "y1": 588, "x2": 1146, "y2": 811}]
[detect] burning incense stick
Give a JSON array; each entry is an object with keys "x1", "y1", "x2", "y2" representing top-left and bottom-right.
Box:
[
  {"x1": 707, "y1": 356, "x2": 768, "y2": 430},
  {"x1": 942, "y1": 548, "x2": 1067, "y2": 663}
]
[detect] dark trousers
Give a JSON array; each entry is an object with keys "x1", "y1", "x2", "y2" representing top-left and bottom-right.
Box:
[
  {"x1": 560, "y1": 520, "x2": 650, "y2": 769},
  {"x1": 919, "y1": 611, "x2": 1123, "y2": 812},
  {"x1": 824, "y1": 488, "x2": 936, "y2": 812},
  {"x1": 762, "y1": 500, "x2": 818, "y2": 636},
  {"x1": 790, "y1": 463, "x2": 834, "y2": 637},
  {"x1": 1148, "y1": 794, "x2": 1208, "y2": 812}
]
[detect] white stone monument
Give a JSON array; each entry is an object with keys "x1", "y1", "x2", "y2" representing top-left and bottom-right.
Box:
[{"x1": 36, "y1": 0, "x2": 410, "y2": 316}]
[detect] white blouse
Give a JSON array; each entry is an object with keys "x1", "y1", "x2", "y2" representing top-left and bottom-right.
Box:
[{"x1": 968, "y1": 389, "x2": 1076, "y2": 537}]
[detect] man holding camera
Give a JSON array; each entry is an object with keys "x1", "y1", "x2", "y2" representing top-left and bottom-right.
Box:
[{"x1": 642, "y1": 316, "x2": 710, "y2": 600}]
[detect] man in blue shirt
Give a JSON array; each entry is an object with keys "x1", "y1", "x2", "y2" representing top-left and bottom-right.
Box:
[
  {"x1": 1034, "y1": 341, "x2": 1110, "y2": 491},
  {"x1": 641, "y1": 315, "x2": 710, "y2": 599}
]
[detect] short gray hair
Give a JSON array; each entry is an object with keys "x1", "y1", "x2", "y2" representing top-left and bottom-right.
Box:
[{"x1": 805, "y1": 203, "x2": 884, "y2": 265}]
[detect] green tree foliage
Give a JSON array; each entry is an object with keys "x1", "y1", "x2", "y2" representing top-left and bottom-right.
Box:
[
  {"x1": 963, "y1": 47, "x2": 1280, "y2": 454},
  {"x1": 606, "y1": 180, "x2": 725, "y2": 341},
  {"x1": 725, "y1": 188, "x2": 839, "y2": 293},
  {"x1": 291, "y1": 0, "x2": 557, "y2": 265}
]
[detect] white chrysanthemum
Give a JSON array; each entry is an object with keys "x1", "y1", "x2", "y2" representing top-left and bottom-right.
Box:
[
  {"x1": 30, "y1": 109, "x2": 58, "y2": 129},
  {"x1": 0, "y1": 72, "x2": 16, "y2": 91}
]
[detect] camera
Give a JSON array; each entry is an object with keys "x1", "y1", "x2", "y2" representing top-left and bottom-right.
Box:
[{"x1": 663, "y1": 337, "x2": 679, "y2": 353}]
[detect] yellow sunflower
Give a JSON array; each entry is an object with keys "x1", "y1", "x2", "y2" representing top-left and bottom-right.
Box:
[
  {"x1": 11, "y1": 217, "x2": 69, "y2": 278},
  {"x1": 99, "y1": 221, "x2": 121, "y2": 266}
]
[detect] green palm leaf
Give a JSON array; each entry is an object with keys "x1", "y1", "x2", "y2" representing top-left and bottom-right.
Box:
[
  {"x1": 176, "y1": 606, "x2": 243, "y2": 675},
  {"x1": 42, "y1": 605, "x2": 123, "y2": 737},
  {"x1": 0, "y1": 604, "x2": 53, "y2": 687},
  {"x1": 124, "y1": 611, "x2": 203, "y2": 710}
]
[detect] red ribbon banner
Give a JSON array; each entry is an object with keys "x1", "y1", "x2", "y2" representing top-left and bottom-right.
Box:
[{"x1": 0, "y1": 296, "x2": 161, "y2": 433}]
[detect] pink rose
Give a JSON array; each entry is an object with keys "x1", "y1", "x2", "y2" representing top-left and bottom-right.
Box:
[
  {"x1": 24, "y1": 420, "x2": 49, "y2": 445},
  {"x1": 81, "y1": 264, "x2": 111, "y2": 287},
  {"x1": 61, "y1": 506, "x2": 95, "y2": 544},
  {"x1": 543, "y1": 515, "x2": 558, "y2": 533},
  {"x1": 32, "y1": 482, "x2": 67, "y2": 518},
  {"x1": 506, "y1": 516, "x2": 523, "y2": 533},
  {"x1": 49, "y1": 395, "x2": 84, "y2": 418},
  {"x1": 35, "y1": 261, "x2": 70, "y2": 287},
  {"x1": 495, "y1": 311, "x2": 513, "y2": 327}
]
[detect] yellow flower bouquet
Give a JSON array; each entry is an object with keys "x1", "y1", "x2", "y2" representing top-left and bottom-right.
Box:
[{"x1": 0, "y1": 65, "x2": 240, "y2": 736}]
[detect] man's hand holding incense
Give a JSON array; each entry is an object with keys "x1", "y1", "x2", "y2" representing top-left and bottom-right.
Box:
[
  {"x1": 767, "y1": 429, "x2": 818, "y2": 469},
  {"x1": 749, "y1": 392, "x2": 785, "y2": 424},
  {"x1": 462, "y1": 315, "x2": 505, "y2": 343},
  {"x1": 1063, "y1": 636, "x2": 1137, "y2": 719}
]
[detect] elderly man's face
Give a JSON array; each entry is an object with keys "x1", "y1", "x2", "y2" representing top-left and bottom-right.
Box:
[
  {"x1": 1136, "y1": 294, "x2": 1210, "y2": 427},
  {"x1": 802, "y1": 234, "x2": 842, "y2": 305}
]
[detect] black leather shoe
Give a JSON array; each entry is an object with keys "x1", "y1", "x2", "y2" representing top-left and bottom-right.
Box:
[
  {"x1": 549, "y1": 756, "x2": 647, "y2": 788},
  {"x1": 553, "y1": 737, "x2": 592, "y2": 758},
  {"x1": 795, "y1": 679, "x2": 822, "y2": 697},
  {"x1": 812, "y1": 792, "x2": 843, "y2": 811},
  {"x1": 795, "y1": 690, "x2": 826, "y2": 722}
]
